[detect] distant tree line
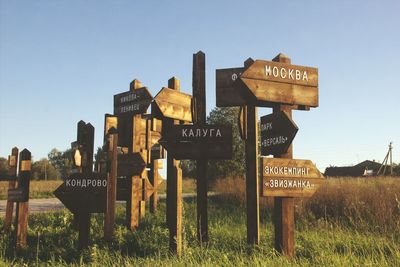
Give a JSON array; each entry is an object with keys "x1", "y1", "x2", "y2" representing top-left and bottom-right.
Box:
[{"x1": 1, "y1": 106, "x2": 399, "y2": 181}]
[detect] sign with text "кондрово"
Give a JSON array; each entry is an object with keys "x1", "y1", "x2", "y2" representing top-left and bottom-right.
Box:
[
  {"x1": 260, "y1": 111, "x2": 298, "y2": 156},
  {"x1": 261, "y1": 158, "x2": 324, "y2": 198},
  {"x1": 54, "y1": 173, "x2": 107, "y2": 214}
]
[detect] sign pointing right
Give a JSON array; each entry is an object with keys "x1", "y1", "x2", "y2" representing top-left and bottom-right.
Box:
[
  {"x1": 261, "y1": 158, "x2": 324, "y2": 198},
  {"x1": 260, "y1": 111, "x2": 298, "y2": 156}
]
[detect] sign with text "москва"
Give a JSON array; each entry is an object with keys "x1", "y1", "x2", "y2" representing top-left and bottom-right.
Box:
[{"x1": 241, "y1": 60, "x2": 318, "y2": 107}]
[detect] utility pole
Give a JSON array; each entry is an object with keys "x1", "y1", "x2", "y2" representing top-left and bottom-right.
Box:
[{"x1": 377, "y1": 142, "x2": 393, "y2": 176}]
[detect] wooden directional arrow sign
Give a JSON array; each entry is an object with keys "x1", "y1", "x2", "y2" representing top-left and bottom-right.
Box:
[
  {"x1": 116, "y1": 177, "x2": 142, "y2": 201},
  {"x1": 152, "y1": 87, "x2": 192, "y2": 122},
  {"x1": 261, "y1": 158, "x2": 324, "y2": 198},
  {"x1": 240, "y1": 60, "x2": 319, "y2": 107},
  {"x1": 159, "y1": 125, "x2": 232, "y2": 160},
  {"x1": 215, "y1": 67, "x2": 254, "y2": 107},
  {"x1": 54, "y1": 173, "x2": 107, "y2": 213},
  {"x1": 117, "y1": 152, "x2": 146, "y2": 177},
  {"x1": 113, "y1": 87, "x2": 153, "y2": 116},
  {"x1": 260, "y1": 111, "x2": 298, "y2": 156}
]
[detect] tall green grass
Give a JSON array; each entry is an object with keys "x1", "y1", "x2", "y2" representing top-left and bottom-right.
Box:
[
  {"x1": 213, "y1": 177, "x2": 400, "y2": 238},
  {"x1": 0, "y1": 194, "x2": 399, "y2": 266}
]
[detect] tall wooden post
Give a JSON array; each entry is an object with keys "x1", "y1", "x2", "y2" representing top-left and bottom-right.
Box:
[
  {"x1": 192, "y1": 51, "x2": 209, "y2": 243},
  {"x1": 3, "y1": 147, "x2": 18, "y2": 233},
  {"x1": 245, "y1": 105, "x2": 260, "y2": 245},
  {"x1": 129, "y1": 79, "x2": 144, "y2": 230},
  {"x1": 16, "y1": 149, "x2": 31, "y2": 249},
  {"x1": 104, "y1": 127, "x2": 118, "y2": 241},
  {"x1": 273, "y1": 54, "x2": 295, "y2": 257},
  {"x1": 77, "y1": 121, "x2": 94, "y2": 250},
  {"x1": 149, "y1": 159, "x2": 159, "y2": 213},
  {"x1": 165, "y1": 77, "x2": 183, "y2": 255},
  {"x1": 243, "y1": 58, "x2": 260, "y2": 245}
]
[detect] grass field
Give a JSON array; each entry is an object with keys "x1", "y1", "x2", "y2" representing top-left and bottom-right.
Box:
[
  {"x1": 0, "y1": 177, "x2": 399, "y2": 266},
  {"x1": 0, "y1": 179, "x2": 196, "y2": 200}
]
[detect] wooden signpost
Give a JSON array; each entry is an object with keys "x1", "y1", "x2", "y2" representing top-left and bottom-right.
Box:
[
  {"x1": 54, "y1": 120, "x2": 96, "y2": 249},
  {"x1": 3, "y1": 147, "x2": 19, "y2": 233},
  {"x1": 54, "y1": 172, "x2": 107, "y2": 213},
  {"x1": 261, "y1": 158, "x2": 324, "y2": 197},
  {"x1": 217, "y1": 53, "x2": 321, "y2": 257},
  {"x1": 217, "y1": 58, "x2": 261, "y2": 245},
  {"x1": 152, "y1": 77, "x2": 191, "y2": 255},
  {"x1": 114, "y1": 86, "x2": 153, "y2": 116},
  {"x1": 1, "y1": 148, "x2": 31, "y2": 249},
  {"x1": 104, "y1": 127, "x2": 118, "y2": 241},
  {"x1": 240, "y1": 59, "x2": 319, "y2": 107},
  {"x1": 260, "y1": 111, "x2": 298, "y2": 156},
  {"x1": 159, "y1": 124, "x2": 232, "y2": 160}
]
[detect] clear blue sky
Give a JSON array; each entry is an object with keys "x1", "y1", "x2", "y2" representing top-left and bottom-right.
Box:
[{"x1": 1, "y1": 0, "x2": 399, "y2": 171}]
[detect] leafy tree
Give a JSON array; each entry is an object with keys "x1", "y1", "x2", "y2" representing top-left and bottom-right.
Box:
[
  {"x1": 181, "y1": 107, "x2": 246, "y2": 180},
  {"x1": 31, "y1": 158, "x2": 60, "y2": 180},
  {"x1": 0, "y1": 157, "x2": 8, "y2": 176},
  {"x1": 94, "y1": 146, "x2": 107, "y2": 172},
  {"x1": 207, "y1": 107, "x2": 245, "y2": 180},
  {"x1": 48, "y1": 148, "x2": 73, "y2": 179}
]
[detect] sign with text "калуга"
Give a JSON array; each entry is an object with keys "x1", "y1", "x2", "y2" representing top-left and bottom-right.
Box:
[{"x1": 159, "y1": 125, "x2": 232, "y2": 160}]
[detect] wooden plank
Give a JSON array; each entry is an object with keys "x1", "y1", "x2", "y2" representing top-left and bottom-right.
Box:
[
  {"x1": 104, "y1": 114, "x2": 118, "y2": 143},
  {"x1": 104, "y1": 128, "x2": 118, "y2": 241},
  {"x1": 215, "y1": 67, "x2": 254, "y2": 107},
  {"x1": 241, "y1": 60, "x2": 318, "y2": 87},
  {"x1": 261, "y1": 158, "x2": 324, "y2": 197},
  {"x1": 117, "y1": 152, "x2": 146, "y2": 177},
  {"x1": 113, "y1": 87, "x2": 152, "y2": 116},
  {"x1": 245, "y1": 105, "x2": 260, "y2": 245},
  {"x1": 193, "y1": 51, "x2": 208, "y2": 243},
  {"x1": 16, "y1": 149, "x2": 31, "y2": 250},
  {"x1": 154, "y1": 87, "x2": 192, "y2": 122},
  {"x1": 149, "y1": 160, "x2": 159, "y2": 213},
  {"x1": 239, "y1": 57, "x2": 319, "y2": 107},
  {"x1": 129, "y1": 177, "x2": 142, "y2": 230},
  {"x1": 241, "y1": 79, "x2": 319, "y2": 107},
  {"x1": 3, "y1": 147, "x2": 18, "y2": 233},
  {"x1": 160, "y1": 125, "x2": 232, "y2": 159},
  {"x1": 270, "y1": 54, "x2": 296, "y2": 258},
  {"x1": 260, "y1": 111, "x2": 298, "y2": 156},
  {"x1": 165, "y1": 77, "x2": 183, "y2": 256}
]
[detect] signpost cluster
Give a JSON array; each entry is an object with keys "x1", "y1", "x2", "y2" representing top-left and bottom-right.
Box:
[
  {"x1": 48, "y1": 51, "x2": 322, "y2": 258},
  {"x1": 1, "y1": 147, "x2": 31, "y2": 250},
  {"x1": 216, "y1": 53, "x2": 323, "y2": 257}
]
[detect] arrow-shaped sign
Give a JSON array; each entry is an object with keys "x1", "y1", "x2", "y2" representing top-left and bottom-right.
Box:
[
  {"x1": 113, "y1": 86, "x2": 153, "y2": 116},
  {"x1": 159, "y1": 125, "x2": 232, "y2": 160},
  {"x1": 260, "y1": 111, "x2": 298, "y2": 156},
  {"x1": 261, "y1": 158, "x2": 324, "y2": 198},
  {"x1": 240, "y1": 60, "x2": 319, "y2": 107},
  {"x1": 152, "y1": 87, "x2": 192, "y2": 122},
  {"x1": 54, "y1": 173, "x2": 107, "y2": 214},
  {"x1": 117, "y1": 152, "x2": 146, "y2": 177}
]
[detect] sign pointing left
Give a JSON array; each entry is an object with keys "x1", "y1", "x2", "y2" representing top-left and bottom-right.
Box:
[{"x1": 54, "y1": 173, "x2": 107, "y2": 214}]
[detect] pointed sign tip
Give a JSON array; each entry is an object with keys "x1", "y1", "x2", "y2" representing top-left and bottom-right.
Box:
[
  {"x1": 130, "y1": 79, "x2": 143, "y2": 91},
  {"x1": 272, "y1": 53, "x2": 291, "y2": 63}
]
